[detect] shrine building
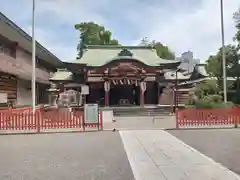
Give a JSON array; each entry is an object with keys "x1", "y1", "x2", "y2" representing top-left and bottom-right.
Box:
[{"x1": 49, "y1": 45, "x2": 207, "y2": 107}]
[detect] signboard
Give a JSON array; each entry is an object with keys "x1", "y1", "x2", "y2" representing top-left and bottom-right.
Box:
[
  {"x1": 84, "y1": 104, "x2": 99, "y2": 123},
  {"x1": 0, "y1": 93, "x2": 7, "y2": 103},
  {"x1": 81, "y1": 85, "x2": 89, "y2": 95}
]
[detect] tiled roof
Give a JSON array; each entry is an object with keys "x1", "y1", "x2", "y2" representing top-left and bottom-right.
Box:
[
  {"x1": 72, "y1": 45, "x2": 179, "y2": 66},
  {"x1": 49, "y1": 69, "x2": 72, "y2": 81}
]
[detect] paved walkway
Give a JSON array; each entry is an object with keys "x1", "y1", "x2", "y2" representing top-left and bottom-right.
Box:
[{"x1": 120, "y1": 130, "x2": 240, "y2": 180}]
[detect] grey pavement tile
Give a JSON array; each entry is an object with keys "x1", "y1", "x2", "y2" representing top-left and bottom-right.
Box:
[
  {"x1": 184, "y1": 165, "x2": 215, "y2": 180},
  {"x1": 120, "y1": 131, "x2": 166, "y2": 180},
  {"x1": 159, "y1": 166, "x2": 190, "y2": 180},
  {"x1": 121, "y1": 130, "x2": 240, "y2": 180}
]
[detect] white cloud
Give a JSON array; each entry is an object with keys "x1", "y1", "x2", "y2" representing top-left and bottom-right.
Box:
[
  {"x1": 37, "y1": 0, "x2": 238, "y2": 61},
  {"x1": 37, "y1": 0, "x2": 109, "y2": 25},
  {"x1": 1, "y1": 0, "x2": 239, "y2": 62},
  {"x1": 142, "y1": 0, "x2": 239, "y2": 61},
  {"x1": 24, "y1": 26, "x2": 78, "y2": 61}
]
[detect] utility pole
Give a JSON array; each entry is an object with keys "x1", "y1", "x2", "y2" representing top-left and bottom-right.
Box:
[
  {"x1": 32, "y1": 0, "x2": 36, "y2": 111},
  {"x1": 220, "y1": 0, "x2": 227, "y2": 103}
]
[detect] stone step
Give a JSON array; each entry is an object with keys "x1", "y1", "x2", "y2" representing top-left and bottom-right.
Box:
[{"x1": 113, "y1": 107, "x2": 173, "y2": 117}]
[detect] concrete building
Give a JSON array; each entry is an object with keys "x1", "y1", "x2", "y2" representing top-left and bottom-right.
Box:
[
  {"x1": 0, "y1": 12, "x2": 62, "y2": 106},
  {"x1": 177, "y1": 51, "x2": 200, "y2": 73}
]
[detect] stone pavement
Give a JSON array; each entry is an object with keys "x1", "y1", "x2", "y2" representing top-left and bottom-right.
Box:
[
  {"x1": 103, "y1": 116, "x2": 176, "y2": 130},
  {"x1": 120, "y1": 130, "x2": 240, "y2": 180}
]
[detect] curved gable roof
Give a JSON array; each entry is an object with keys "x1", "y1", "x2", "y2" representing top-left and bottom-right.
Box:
[{"x1": 72, "y1": 45, "x2": 179, "y2": 67}]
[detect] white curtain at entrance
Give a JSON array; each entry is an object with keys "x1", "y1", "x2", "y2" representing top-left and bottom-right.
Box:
[{"x1": 110, "y1": 79, "x2": 140, "y2": 86}]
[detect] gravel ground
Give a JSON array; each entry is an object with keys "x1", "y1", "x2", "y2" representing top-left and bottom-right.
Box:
[
  {"x1": 168, "y1": 129, "x2": 240, "y2": 175},
  {"x1": 0, "y1": 132, "x2": 134, "y2": 180}
]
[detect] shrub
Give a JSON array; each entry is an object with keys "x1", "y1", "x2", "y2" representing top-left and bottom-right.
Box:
[{"x1": 187, "y1": 98, "x2": 234, "y2": 109}]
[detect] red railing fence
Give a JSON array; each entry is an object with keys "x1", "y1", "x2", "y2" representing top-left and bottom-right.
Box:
[
  {"x1": 0, "y1": 107, "x2": 103, "y2": 133},
  {"x1": 176, "y1": 107, "x2": 240, "y2": 128}
]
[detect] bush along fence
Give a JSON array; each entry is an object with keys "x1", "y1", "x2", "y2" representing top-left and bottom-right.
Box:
[
  {"x1": 176, "y1": 107, "x2": 240, "y2": 128},
  {"x1": 0, "y1": 107, "x2": 103, "y2": 133}
]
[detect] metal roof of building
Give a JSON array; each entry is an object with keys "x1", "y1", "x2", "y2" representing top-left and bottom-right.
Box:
[{"x1": 0, "y1": 12, "x2": 62, "y2": 67}]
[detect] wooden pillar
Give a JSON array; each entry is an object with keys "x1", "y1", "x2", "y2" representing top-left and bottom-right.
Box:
[
  {"x1": 158, "y1": 85, "x2": 161, "y2": 105},
  {"x1": 140, "y1": 88, "x2": 144, "y2": 106},
  {"x1": 77, "y1": 88, "x2": 80, "y2": 107},
  {"x1": 104, "y1": 81, "x2": 110, "y2": 106},
  {"x1": 173, "y1": 87, "x2": 176, "y2": 114}
]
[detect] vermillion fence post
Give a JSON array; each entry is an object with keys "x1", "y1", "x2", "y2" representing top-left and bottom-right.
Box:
[
  {"x1": 234, "y1": 107, "x2": 239, "y2": 128},
  {"x1": 82, "y1": 110, "x2": 85, "y2": 132},
  {"x1": 36, "y1": 112, "x2": 40, "y2": 133},
  {"x1": 36, "y1": 106, "x2": 43, "y2": 133},
  {"x1": 99, "y1": 111, "x2": 103, "y2": 130}
]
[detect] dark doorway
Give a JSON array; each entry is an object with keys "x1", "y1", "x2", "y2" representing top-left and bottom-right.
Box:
[
  {"x1": 110, "y1": 85, "x2": 140, "y2": 106},
  {"x1": 86, "y1": 84, "x2": 105, "y2": 106},
  {"x1": 144, "y1": 82, "x2": 158, "y2": 105}
]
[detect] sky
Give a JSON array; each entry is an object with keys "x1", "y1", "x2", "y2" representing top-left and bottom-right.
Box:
[{"x1": 0, "y1": 0, "x2": 239, "y2": 62}]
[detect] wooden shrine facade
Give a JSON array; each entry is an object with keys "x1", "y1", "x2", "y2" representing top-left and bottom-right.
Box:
[
  {"x1": 49, "y1": 46, "x2": 207, "y2": 107},
  {"x1": 50, "y1": 59, "x2": 182, "y2": 107}
]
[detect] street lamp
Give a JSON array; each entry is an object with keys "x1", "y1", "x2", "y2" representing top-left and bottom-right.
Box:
[
  {"x1": 220, "y1": 0, "x2": 227, "y2": 103},
  {"x1": 32, "y1": 0, "x2": 36, "y2": 112},
  {"x1": 173, "y1": 68, "x2": 180, "y2": 113}
]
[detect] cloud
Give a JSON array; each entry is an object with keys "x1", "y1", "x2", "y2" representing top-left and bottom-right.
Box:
[
  {"x1": 0, "y1": 0, "x2": 240, "y2": 62},
  {"x1": 24, "y1": 26, "x2": 78, "y2": 61},
  {"x1": 139, "y1": 0, "x2": 239, "y2": 60}
]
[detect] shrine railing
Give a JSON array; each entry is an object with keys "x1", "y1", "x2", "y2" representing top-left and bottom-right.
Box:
[
  {"x1": 0, "y1": 107, "x2": 103, "y2": 133},
  {"x1": 176, "y1": 107, "x2": 240, "y2": 128}
]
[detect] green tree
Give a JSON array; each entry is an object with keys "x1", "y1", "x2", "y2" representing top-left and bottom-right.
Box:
[
  {"x1": 139, "y1": 38, "x2": 175, "y2": 60},
  {"x1": 186, "y1": 80, "x2": 235, "y2": 108},
  {"x1": 233, "y1": 8, "x2": 240, "y2": 46},
  {"x1": 205, "y1": 45, "x2": 239, "y2": 88},
  {"x1": 195, "y1": 80, "x2": 220, "y2": 99},
  {"x1": 75, "y1": 22, "x2": 120, "y2": 58}
]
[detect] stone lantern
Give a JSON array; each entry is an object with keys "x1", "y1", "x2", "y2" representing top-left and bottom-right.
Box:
[{"x1": 47, "y1": 82, "x2": 60, "y2": 107}]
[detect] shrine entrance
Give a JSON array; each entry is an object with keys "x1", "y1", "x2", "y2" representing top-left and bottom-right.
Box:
[{"x1": 109, "y1": 84, "x2": 140, "y2": 106}]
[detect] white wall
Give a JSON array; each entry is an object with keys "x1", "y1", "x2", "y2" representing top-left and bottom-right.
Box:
[
  {"x1": 17, "y1": 79, "x2": 32, "y2": 106},
  {"x1": 15, "y1": 47, "x2": 51, "y2": 83},
  {"x1": 15, "y1": 48, "x2": 32, "y2": 105},
  {"x1": 16, "y1": 47, "x2": 32, "y2": 64}
]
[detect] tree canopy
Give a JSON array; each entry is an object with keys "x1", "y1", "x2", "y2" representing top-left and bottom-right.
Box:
[
  {"x1": 139, "y1": 37, "x2": 175, "y2": 60},
  {"x1": 205, "y1": 8, "x2": 240, "y2": 88},
  {"x1": 74, "y1": 23, "x2": 175, "y2": 60},
  {"x1": 75, "y1": 22, "x2": 120, "y2": 58},
  {"x1": 233, "y1": 8, "x2": 240, "y2": 46},
  {"x1": 200, "y1": 8, "x2": 240, "y2": 105},
  {"x1": 205, "y1": 45, "x2": 239, "y2": 87}
]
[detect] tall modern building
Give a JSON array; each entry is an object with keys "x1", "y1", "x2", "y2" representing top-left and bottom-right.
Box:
[{"x1": 178, "y1": 51, "x2": 200, "y2": 73}]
